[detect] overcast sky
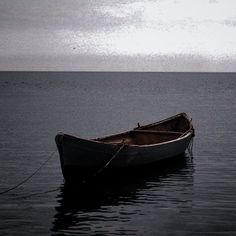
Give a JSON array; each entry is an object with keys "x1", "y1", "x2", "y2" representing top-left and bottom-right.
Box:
[{"x1": 0, "y1": 0, "x2": 236, "y2": 71}]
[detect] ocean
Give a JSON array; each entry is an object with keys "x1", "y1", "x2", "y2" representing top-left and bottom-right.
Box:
[{"x1": 0, "y1": 72, "x2": 236, "y2": 235}]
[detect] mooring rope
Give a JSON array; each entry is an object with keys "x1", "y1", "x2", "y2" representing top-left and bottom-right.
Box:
[
  {"x1": 93, "y1": 142, "x2": 126, "y2": 177},
  {"x1": 0, "y1": 150, "x2": 56, "y2": 196},
  {"x1": 13, "y1": 187, "x2": 60, "y2": 200}
]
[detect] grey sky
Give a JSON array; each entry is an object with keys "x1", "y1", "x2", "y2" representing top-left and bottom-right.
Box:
[{"x1": 0, "y1": 0, "x2": 236, "y2": 71}]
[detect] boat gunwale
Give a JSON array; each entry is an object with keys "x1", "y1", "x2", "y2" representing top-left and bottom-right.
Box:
[
  {"x1": 60, "y1": 112, "x2": 194, "y2": 148},
  {"x1": 92, "y1": 129, "x2": 194, "y2": 148}
]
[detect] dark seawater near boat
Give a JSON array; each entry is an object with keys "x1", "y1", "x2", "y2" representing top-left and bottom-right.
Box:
[{"x1": 55, "y1": 113, "x2": 194, "y2": 182}]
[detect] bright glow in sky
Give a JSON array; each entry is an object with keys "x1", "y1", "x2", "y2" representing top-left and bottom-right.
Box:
[{"x1": 0, "y1": 0, "x2": 236, "y2": 71}]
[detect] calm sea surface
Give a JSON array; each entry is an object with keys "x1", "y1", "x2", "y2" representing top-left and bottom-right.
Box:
[{"x1": 0, "y1": 72, "x2": 236, "y2": 235}]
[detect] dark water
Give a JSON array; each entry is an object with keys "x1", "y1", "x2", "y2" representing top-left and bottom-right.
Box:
[{"x1": 0, "y1": 72, "x2": 235, "y2": 235}]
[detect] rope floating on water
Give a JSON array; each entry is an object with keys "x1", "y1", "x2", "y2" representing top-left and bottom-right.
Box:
[
  {"x1": 13, "y1": 187, "x2": 60, "y2": 200},
  {"x1": 0, "y1": 150, "x2": 56, "y2": 196}
]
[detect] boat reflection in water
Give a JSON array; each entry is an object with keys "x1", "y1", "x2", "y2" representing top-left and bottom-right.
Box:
[{"x1": 51, "y1": 154, "x2": 194, "y2": 235}]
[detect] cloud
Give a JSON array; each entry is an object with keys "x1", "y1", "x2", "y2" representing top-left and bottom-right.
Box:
[
  {"x1": 0, "y1": 0, "x2": 143, "y2": 32},
  {"x1": 0, "y1": 0, "x2": 236, "y2": 71},
  {"x1": 223, "y1": 17, "x2": 236, "y2": 27}
]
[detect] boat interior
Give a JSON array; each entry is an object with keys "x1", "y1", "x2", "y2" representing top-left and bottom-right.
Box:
[{"x1": 96, "y1": 114, "x2": 192, "y2": 145}]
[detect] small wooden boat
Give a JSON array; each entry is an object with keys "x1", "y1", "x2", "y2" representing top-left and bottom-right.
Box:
[{"x1": 55, "y1": 113, "x2": 194, "y2": 182}]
